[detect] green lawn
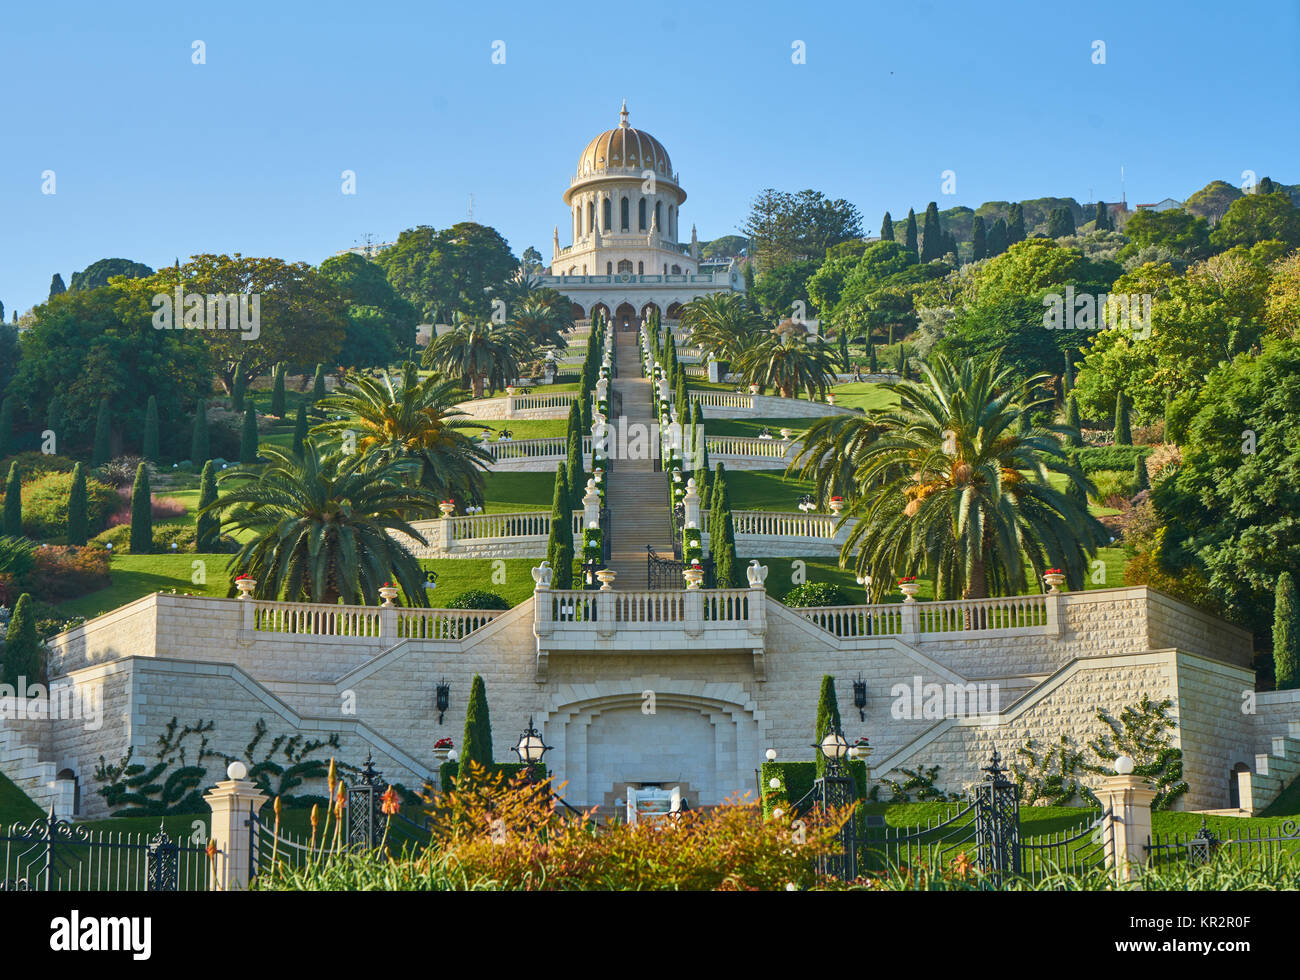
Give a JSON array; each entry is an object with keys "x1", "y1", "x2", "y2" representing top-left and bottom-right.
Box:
[
  {"x1": 0, "y1": 770, "x2": 44, "y2": 825},
  {"x1": 827, "y1": 382, "x2": 898, "y2": 412},
  {"x1": 482, "y1": 471, "x2": 555, "y2": 511},
  {"x1": 722, "y1": 471, "x2": 817, "y2": 510},
  {"x1": 704, "y1": 418, "x2": 813, "y2": 439},
  {"x1": 475, "y1": 420, "x2": 568, "y2": 439}
]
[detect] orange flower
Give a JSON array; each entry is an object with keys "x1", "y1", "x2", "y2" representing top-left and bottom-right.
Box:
[
  {"x1": 381, "y1": 785, "x2": 401, "y2": 816},
  {"x1": 950, "y1": 850, "x2": 973, "y2": 879},
  {"x1": 206, "y1": 839, "x2": 217, "y2": 860}
]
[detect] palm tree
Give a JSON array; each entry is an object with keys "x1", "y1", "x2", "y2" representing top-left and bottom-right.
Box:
[
  {"x1": 680, "y1": 293, "x2": 764, "y2": 363},
  {"x1": 510, "y1": 293, "x2": 572, "y2": 354},
  {"x1": 423, "y1": 314, "x2": 528, "y2": 398},
  {"x1": 735, "y1": 333, "x2": 836, "y2": 399},
  {"x1": 840, "y1": 353, "x2": 1106, "y2": 600},
  {"x1": 312, "y1": 361, "x2": 494, "y2": 507},
  {"x1": 787, "y1": 413, "x2": 887, "y2": 506},
  {"x1": 205, "y1": 442, "x2": 441, "y2": 605}
]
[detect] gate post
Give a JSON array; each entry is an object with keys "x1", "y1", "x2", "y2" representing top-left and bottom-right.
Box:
[
  {"x1": 1094, "y1": 768, "x2": 1157, "y2": 884},
  {"x1": 974, "y1": 750, "x2": 1020, "y2": 884},
  {"x1": 203, "y1": 763, "x2": 267, "y2": 891}
]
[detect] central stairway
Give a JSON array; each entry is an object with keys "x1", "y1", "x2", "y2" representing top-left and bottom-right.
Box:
[{"x1": 603, "y1": 329, "x2": 675, "y2": 589}]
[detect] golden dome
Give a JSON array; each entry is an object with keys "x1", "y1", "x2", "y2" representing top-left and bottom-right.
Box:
[{"x1": 577, "y1": 101, "x2": 672, "y2": 177}]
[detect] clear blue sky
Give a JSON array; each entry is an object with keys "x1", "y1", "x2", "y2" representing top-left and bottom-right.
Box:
[{"x1": 2, "y1": 0, "x2": 1297, "y2": 317}]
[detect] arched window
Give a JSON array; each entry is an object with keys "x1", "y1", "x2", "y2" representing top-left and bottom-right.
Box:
[
  {"x1": 618, "y1": 260, "x2": 633, "y2": 274},
  {"x1": 603, "y1": 198, "x2": 612, "y2": 231},
  {"x1": 671, "y1": 264, "x2": 681, "y2": 274},
  {"x1": 621, "y1": 197, "x2": 630, "y2": 231},
  {"x1": 638, "y1": 198, "x2": 647, "y2": 231},
  {"x1": 587, "y1": 201, "x2": 594, "y2": 233},
  {"x1": 655, "y1": 201, "x2": 662, "y2": 233},
  {"x1": 638, "y1": 261, "x2": 644, "y2": 274},
  {"x1": 606, "y1": 262, "x2": 613, "y2": 274},
  {"x1": 663, "y1": 264, "x2": 668, "y2": 275},
  {"x1": 668, "y1": 206, "x2": 675, "y2": 239}
]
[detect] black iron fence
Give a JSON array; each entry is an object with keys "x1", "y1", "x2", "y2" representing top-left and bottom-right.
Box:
[{"x1": 1146, "y1": 817, "x2": 1300, "y2": 870}]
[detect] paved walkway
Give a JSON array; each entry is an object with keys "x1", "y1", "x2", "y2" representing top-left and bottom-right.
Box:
[{"x1": 602, "y1": 330, "x2": 674, "y2": 589}]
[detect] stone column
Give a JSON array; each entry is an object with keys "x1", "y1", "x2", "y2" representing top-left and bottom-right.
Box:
[
  {"x1": 204, "y1": 764, "x2": 268, "y2": 891},
  {"x1": 684, "y1": 588, "x2": 703, "y2": 637},
  {"x1": 583, "y1": 479, "x2": 601, "y2": 529},
  {"x1": 683, "y1": 479, "x2": 701, "y2": 529},
  {"x1": 1045, "y1": 590, "x2": 1064, "y2": 636},
  {"x1": 1094, "y1": 773, "x2": 1157, "y2": 883}
]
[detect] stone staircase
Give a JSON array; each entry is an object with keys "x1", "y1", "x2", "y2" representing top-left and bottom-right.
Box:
[
  {"x1": 0, "y1": 722, "x2": 71, "y2": 818},
  {"x1": 602, "y1": 332, "x2": 675, "y2": 590},
  {"x1": 1238, "y1": 720, "x2": 1300, "y2": 814}
]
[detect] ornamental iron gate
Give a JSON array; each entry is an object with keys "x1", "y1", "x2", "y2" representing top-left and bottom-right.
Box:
[
  {"x1": 1, "y1": 812, "x2": 211, "y2": 891},
  {"x1": 646, "y1": 546, "x2": 713, "y2": 590}
]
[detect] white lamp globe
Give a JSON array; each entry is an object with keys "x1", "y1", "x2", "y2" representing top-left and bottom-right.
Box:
[
  {"x1": 1114, "y1": 755, "x2": 1135, "y2": 775},
  {"x1": 226, "y1": 761, "x2": 248, "y2": 781},
  {"x1": 819, "y1": 731, "x2": 849, "y2": 760},
  {"x1": 769, "y1": 777, "x2": 781, "y2": 790},
  {"x1": 447, "y1": 749, "x2": 459, "y2": 762},
  {"x1": 765, "y1": 748, "x2": 777, "y2": 761}
]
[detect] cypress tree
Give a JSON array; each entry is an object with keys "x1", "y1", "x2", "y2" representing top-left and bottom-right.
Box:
[
  {"x1": 712, "y1": 473, "x2": 738, "y2": 589},
  {"x1": 1063, "y1": 354, "x2": 1075, "y2": 393},
  {"x1": 987, "y1": 218, "x2": 1008, "y2": 257},
  {"x1": 0, "y1": 395, "x2": 15, "y2": 456},
  {"x1": 2, "y1": 463, "x2": 20, "y2": 537},
  {"x1": 49, "y1": 273, "x2": 66, "y2": 299},
  {"x1": 1048, "y1": 207, "x2": 1076, "y2": 238},
  {"x1": 1066, "y1": 396, "x2": 1083, "y2": 448},
  {"x1": 312, "y1": 364, "x2": 326, "y2": 404},
  {"x1": 130, "y1": 462, "x2": 152, "y2": 554},
  {"x1": 1007, "y1": 203, "x2": 1025, "y2": 243},
  {"x1": 239, "y1": 404, "x2": 258, "y2": 464},
  {"x1": 971, "y1": 216, "x2": 987, "y2": 261},
  {"x1": 904, "y1": 208, "x2": 919, "y2": 259},
  {"x1": 459, "y1": 674, "x2": 494, "y2": 781},
  {"x1": 674, "y1": 373, "x2": 689, "y2": 426},
  {"x1": 1065, "y1": 457, "x2": 1089, "y2": 511},
  {"x1": 692, "y1": 401, "x2": 708, "y2": 499},
  {"x1": 880, "y1": 212, "x2": 894, "y2": 241},
  {"x1": 1133, "y1": 454, "x2": 1149, "y2": 493},
  {"x1": 292, "y1": 402, "x2": 308, "y2": 457},
  {"x1": 897, "y1": 344, "x2": 907, "y2": 374},
  {"x1": 546, "y1": 463, "x2": 574, "y2": 589},
  {"x1": 67, "y1": 462, "x2": 87, "y2": 546},
  {"x1": 190, "y1": 399, "x2": 210, "y2": 465},
  {"x1": 270, "y1": 362, "x2": 287, "y2": 417},
  {"x1": 196, "y1": 460, "x2": 219, "y2": 552},
  {"x1": 1274, "y1": 572, "x2": 1300, "y2": 690},
  {"x1": 92, "y1": 398, "x2": 112, "y2": 466},
  {"x1": 142, "y1": 395, "x2": 160, "y2": 462},
  {"x1": 231, "y1": 364, "x2": 246, "y2": 413},
  {"x1": 566, "y1": 402, "x2": 585, "y2": 510},
  {"x1": 814, "y1": 674, "x2": 844, "y2": 779},
  {"x1": 1113, "y1": 391, "x2": 1132, "y2": 445},
  {"x1": 868, "y1": 340, "x2": 878, "y2": 374},
  {"x1": 1, "y1": 594, "x2": 42, "y2": 687},
  {"x1": 1094, "y1": 201, "x2": 1110, "y2": 231},
  {"x1": 920, "y1": 202, "x2": 941, "y2": 261}
]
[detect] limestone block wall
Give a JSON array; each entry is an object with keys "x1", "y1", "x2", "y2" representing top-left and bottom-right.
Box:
[{"x1": 1171, "y1": 652, "x2": 1256, "y2": 809}]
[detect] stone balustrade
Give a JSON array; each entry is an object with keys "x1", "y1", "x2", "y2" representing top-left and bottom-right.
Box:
[
  {"x1": 485, "y1": 436, "x2": 593, "y2": 470},
  {"x1": 795, "y1": 592, "x2": 1052, "y2": 641},
  {"x1": 699, "y1": 509, "x2": 853, "y2": 557},
  {"x1": 402, "y1": 509, "x2": 585, "y2": 559},
  {"x1": 455, "y1": 391, "x2": 577, "y2": 420},
  {"x1": 705, "y1": 435, "x2": 800, "y2": 460}
]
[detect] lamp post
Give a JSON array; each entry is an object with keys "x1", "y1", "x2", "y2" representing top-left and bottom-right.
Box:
[
  {"x1": 512, "y1": 717, "x2": 552, "y2": 785},
  {"x1": 812, "y1": 722, "x2": 857, "y2": 880}
]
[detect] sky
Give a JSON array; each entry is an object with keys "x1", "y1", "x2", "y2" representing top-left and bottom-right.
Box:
[{"x1": 2, "y1": 0, "x2": 1297, "y2": 317}]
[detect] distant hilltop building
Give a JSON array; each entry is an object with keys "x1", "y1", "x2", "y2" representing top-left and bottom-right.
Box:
[
  {"x1": 335, "y1": 240, "x2": 395, "y2": 259},
  {"x1": 540, "y1": 101, "x2": 740, "y2": 330},
  {"x1": 1136, "y1": 198, "x2": 1183, "y2": 212}
]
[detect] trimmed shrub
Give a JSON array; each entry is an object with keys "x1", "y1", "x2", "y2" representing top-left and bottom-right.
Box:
[
  {"x1": 782, "y1": 582, "x2": 853, "y2": 607},
  {"x1": 19, "y1": 546, "x2": 110, "y2": 604},
  {"x1": 270, "y1": 362, "x2": 287, "y2": 417},
  {"x1": 444, "y1": 589, "x2": 510, "y2": 610},
  {"x1": 239, "y1": 405, "x2": 258, "y2": 464},
  {"x1": 546, "y1": 463, "x2": 574, "y2": 589},
  {"x1": 0, "y1": 452, "x2": 74, "y2": 480},
  {"x1": 129, "y1": 464, "x2": 152, "y2": 554},
  {"x1": 1275, "y1": 572, "x2": 1299, "y2": 690},
  {"x1": 66, "y1": 463, "x2": 87, "y2": 546},
  {"x1": 1090, "y1": 469, "x2": 1135, "y2": 505},
  {"x1": 2, "y1": 463, "x2": 19, "y2": 537},
  {"x1": 1074, "y1": 445, "x2": 1151, "y2": 474},
  {"x1": 2, "y1": 593, "x2": 42, "y2": 686},
  {"x1": 311, "y1": 364, "x2": 326, "y2": 404},
  {"x1": 814, "y1": 675, "x2": 843, "y2": 779},
  {"x1": 196, "y1": 460, "x2": 219, "y2": 552},
  {"x1": 20, "y1": 470, "x2": 117, "y2": 540},
  {"x1": 460, "y1": 675, "x2": 493, "y2": 777},
  {"x1": 438, "y1": 761, "x2": 544, "y2": 794},
  {"x1": 292, "y1": 403, "x2": 308, "y2": 457},
  {"x1": 1113, "y1": 390, "x2": 1132, "y2": 446}
]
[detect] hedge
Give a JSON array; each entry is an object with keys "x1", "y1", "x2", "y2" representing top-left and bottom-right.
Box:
[
  {"x1": 782, "y1": 582, "x2": 853, "y2": 607},
  {"x1": 444, "y1": 589, "x2": 510, "y2": 610},
  {"x1": 759, "y1": 760, "x2": 869, "y2": 818},
  {"x1": 1073, "y1": 446, "x2": 1151, "y2": 475},
  {"x1": 439, "y1": 761, "x2": 548, "y2": 794}
]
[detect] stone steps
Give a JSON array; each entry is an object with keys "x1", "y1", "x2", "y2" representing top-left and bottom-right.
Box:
[{"x1": 1238, "y1": 720, "x2": 1300, "y2": 814}]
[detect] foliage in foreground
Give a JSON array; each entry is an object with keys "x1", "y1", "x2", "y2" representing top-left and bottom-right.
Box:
[{"x1": 254, "y1": 764, "x2": 847, "y2": 891}]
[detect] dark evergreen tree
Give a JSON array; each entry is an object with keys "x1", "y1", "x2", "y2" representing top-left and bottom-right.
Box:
[
  {"x1": 1094, "y1": 201, "x2": 1110, "y2": 231},
  {"x1": 904, "y1": 208, "x2": 919, "y2": 258},
  {"x1": 710, "y1": 464, "x2": 738, "y2": 588},
  {"x1": 971, "y1": 216, "x2": 988, "y2": 261},
  {"x1": 129, "y1": 462, "x2": 152, "y2": 554},
  {"x1": 1066, "y1": 396, "x2": 1084, "y2": 448},
  {"x1": 1114, "y1": 390, "x2": 1132, "y2": 445},
  {"x1": 944, "y1": 231, "x2": 959, "y2": 262},
  {"x1": 270, "y1": 362, "x2": 287, "y2": 418},
  {"x1": 1007, "y1": 203, "x2": 1026, "y2": 243},
  {"x1": 868, "y1": 340, "x2": 878, "y2": 374},
  {"x1": 1133, "y1": 454, "x2": 1149, "y2": 493},
  {"x1": 920, "y1": 202, "x2": 942, "y2": 261},
  {"x1": 190, "y1": 399, "x2": 210, "y2": 465},
  {"x1": 546, "y1": 463, "x2": 574, "y2": 589},
  {"x1": 1048, "y1": 207, "x2": 1076, "y2": 238},
  {"x1": 196, "y1": 460, "x2": 219, "y2": 552},
  {"x1": 880, "y1": 212, "x2": 894, "y2": 242},
  {"x1": 814, "y1": 674, "x2": 843, "y2": 779},
  {"x1": 459, "y1": 674, "x2": 494, "y2": 779},
  {"x1": 1274, "y1": 571, "x2": 1300, "y2": 690},
  {"x1": 142, "y1": 395, "x2": 160, "y2": 462},
  {"x1": 0, "y1": 395, "x2": 18, "y2": 458},
  {"x1": 986, "y1": 218, "x2": 1009, "y2": 257},
  {"x1": 239, "y1": 404, "x2": 258, "y2": 464},
  {"x1": 2, "y1": 463, "x2": 19, "y2": 537},
  {"x1": 231, "y1": 365, "x2": 247, "y2": 414},
  {"x1": 292, "y1": 402, "x2": 308, "y2": 456},
  {"x1": 311, "y1": 364, "x2": 326, "y2": 405},
  {"x1": 92, "y1": 398, "x2": 112, "y2": 466},
  {"x1": 1, "y1": 594, "x2": 42, "y2": 687},
  {"x1": 566, "y1": 401, "x2": 585, "y2": 509},
  {"x1": 49, "y1": 273, "x2": 66, "y2": 299},
  {"x1": 67, "y1": 462, "x2": 87, "y2": 546}
]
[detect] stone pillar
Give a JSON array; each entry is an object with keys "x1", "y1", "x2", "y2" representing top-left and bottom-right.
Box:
[
  {"x1": 901, "y1": 601, "x2": 919, "y2": 639},
  {"x1": 1094, "y1": 773, "x2": 1157, "y2": 883},
  {"x1": 684, "y1": 588, "x2": 703, "y2": 637},
  {"x1": 747, "y1": 580, "x2": 767, "y2": 638},
  {"x1": 1045, "y1": 590, "x2": 1063, "y2": 636},
  {"x1": 204, "y1": 765, "x2": 268, "y2": 891},
  {"x1": 683, "y1": 479, "x2": 701, "y2": 529},
  {"x1": 583, "y1": 479, "x2": 601, "y2": 528}
]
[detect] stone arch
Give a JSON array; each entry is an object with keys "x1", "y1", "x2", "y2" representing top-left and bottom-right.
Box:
[
  {"x1": 590, "y1": 302, "x2": 611, "y2": 323},
  {"x1": 640, "y1": 301, "x2": 661, "y2": 322},
  {"x1": 638, "y1": 197, "x2": 647, "y2": 231},
  {"x1": 620, "y1": 196, "x2": 630, "y2": 231},
  {"x1": 569, "y1": 302, "x2": 585, "y2": 321},
  {"x1": 666, "y1": 301, "x2": 685, "y2": 320},
  {"x1": 614, "y1": 301, "x2": 637, "y2": 331},
  {"x1": 539, "y1": 678, "x2": 770, "y2": 806}
]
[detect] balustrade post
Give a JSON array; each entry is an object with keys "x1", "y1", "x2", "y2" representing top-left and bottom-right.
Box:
[
  {"x1": 203, "y1": 766, "x2": 267, "y2": 891},
  {"x1": 901, "y1": 600, "x2": 920, "y2": 639},
  {"x1": 1094, "y1": 773, "x2": 1156, "y2": 884},
  {"x1": 1045, "y1": 590, "x2": 1063, "y2": 636},
  {"x1": 597, "y1": 588, "x2": 617, "y2": 638},
  {"x1": 684, "y1": 588, "x2": 703, "y2": 637}
]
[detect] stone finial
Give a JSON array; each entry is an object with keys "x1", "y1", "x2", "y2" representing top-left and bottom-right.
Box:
[
  {"x1": 531, "y1": 561, "x2": 554, "y2": 590},
  {"x1": 746, "y1": 560, "x2": 769, "y2": 589}
]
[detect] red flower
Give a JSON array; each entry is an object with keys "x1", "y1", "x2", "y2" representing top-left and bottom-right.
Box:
[
  {"x1": 898, "y1": 576, "x2": 916, "y2": 584},
  {"x1": 1045, "y1": 568, "x2": 1063, "y2": 575},
  {"x1": 435, "y1": 737, "x2": 453, "y2": 749}
]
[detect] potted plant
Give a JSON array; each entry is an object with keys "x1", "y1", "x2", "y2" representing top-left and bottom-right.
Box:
[
  {"x1": 829, "y1": 495, "x2": 845, "y2": 516},
  {"x1": 748, "y1": 383, "x2": 760, "y2": 395},
  {"x1": 439, "y1": 500, "x2": 456, "y2": 518},
  {"x1": 433, "y1": 737, "x2": 453, "y2": 766},
  {"x1": 378, "y1": 581, "x2": 400, "y2": 606},
  {"x1": 848, "y1": 736, "x2": 872, "y2": 764},
  {"x1": 898, "y1": 575, "x2": 920, "y2": 601},
  {"x1": 1044, "y1": 568, "x2": 1066, "y2": 593},
  {"x1": 235, "y1": 574, "x2": 257, "y2": 599},
  {"x1": 683, "y1": 560, "x2": 705, "y2": 589}
]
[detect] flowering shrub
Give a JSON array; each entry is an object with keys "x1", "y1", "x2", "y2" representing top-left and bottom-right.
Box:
[
  {"x1": 17, "y1": 471, "x2": 118, "y2": 540},
  {"x1": 19, "y1": 545, "x2": 110, "y2": 603},
  {"x1": 105, "y1": 489, "x2": 187, "y2": 528},
  {"x1": 898, "y1": 576, "x2": 917, "y2": 584},
  {"x1": 434, "y1": 737, "x2": 453, "y2": 749}
]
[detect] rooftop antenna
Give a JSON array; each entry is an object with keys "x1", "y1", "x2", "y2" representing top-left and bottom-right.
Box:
[
  {"x1": 1120, "y1": 166, "x2": 1126, "y2": 207},
  {"x1": 468, "y1": 193, "x2": 474, "y2": 221}
]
